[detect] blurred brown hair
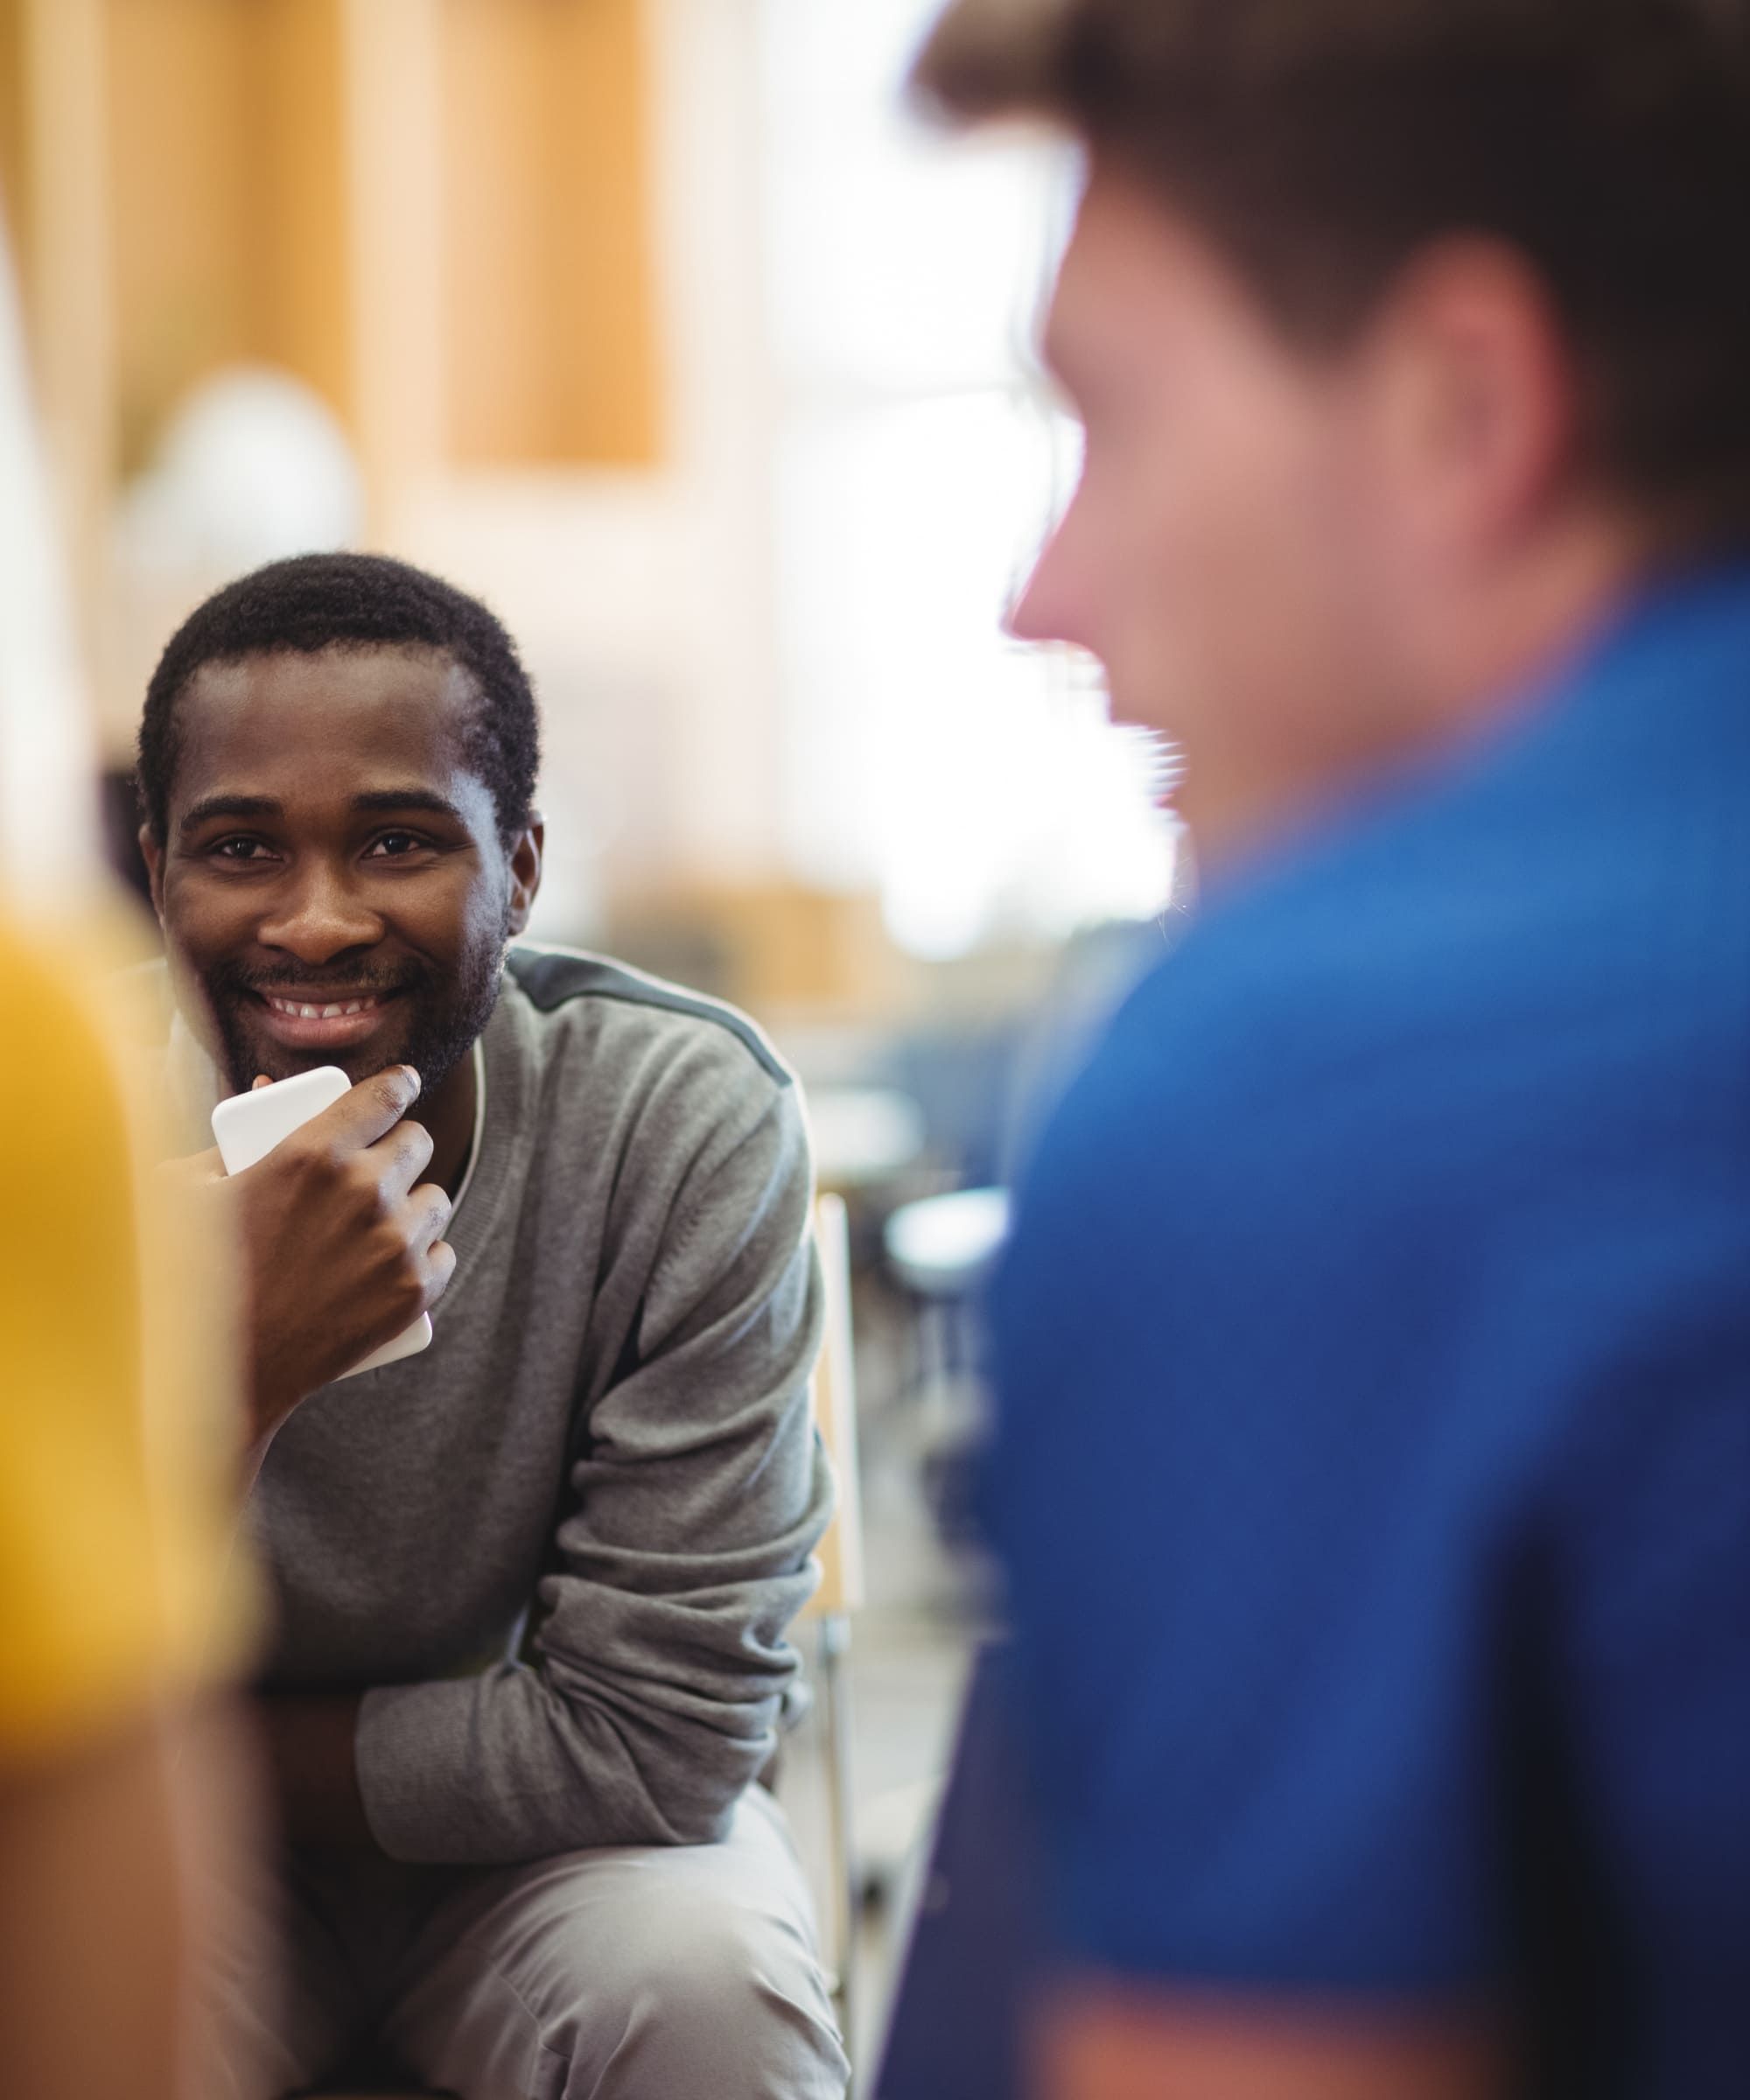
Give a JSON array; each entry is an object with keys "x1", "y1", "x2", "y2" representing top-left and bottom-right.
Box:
[{"x1": 913, "y1": 0, "x2": 1750, "y2": 538}]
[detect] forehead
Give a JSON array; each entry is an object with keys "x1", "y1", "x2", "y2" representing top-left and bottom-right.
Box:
[
  {"x1": 172, "y1": 646, "x2": 483, "y2": 812},
  {"x1": 1044, "y1": 163, "x2": 1298, "y2": 388}
]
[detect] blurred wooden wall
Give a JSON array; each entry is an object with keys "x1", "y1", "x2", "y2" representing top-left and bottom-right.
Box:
[
  {"x1": 0, "y1": 0, "x2": 662, "y2": 556},
  {"x1": 443, "y1": 0, "x2": 659, "y2": 468},
  {"x1": 103, "y1": 0, "x2": 354, "y2": 472},
  {"x1": 1, "y1": 0, "x2": 116, "y2": 670}
]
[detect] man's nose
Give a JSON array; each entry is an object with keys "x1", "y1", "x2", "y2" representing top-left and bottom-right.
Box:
[
  {"x1": 1005, "y1": 507, "x2": 1087, "y2": 649},
  {"x1": 257, "y1": 864, "x2": 382, "y2": 963}
]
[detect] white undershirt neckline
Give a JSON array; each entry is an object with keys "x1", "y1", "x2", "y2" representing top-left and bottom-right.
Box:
[{"x1": 449, "y1": 1037, "x2": 487, "y2": 1217}]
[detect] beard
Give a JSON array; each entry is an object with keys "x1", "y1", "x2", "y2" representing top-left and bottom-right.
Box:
[{"x1": 199, "y1": 920, "x2": 508, "y2": 1102}]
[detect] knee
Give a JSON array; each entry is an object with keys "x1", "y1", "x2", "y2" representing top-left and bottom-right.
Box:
[
  {"x1": 590, "y1": 1882, "x2": 847, "y2": 2095},
  {"x1": 611, "y1": 1880, "x2": 810, "y2": 2023}
]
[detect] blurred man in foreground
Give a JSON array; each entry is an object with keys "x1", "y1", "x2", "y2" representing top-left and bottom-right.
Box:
[
  {"x1": 1, "y1": 183, "x2": 248, "y2": 2099},
  {"x1": 0, "y1": 904, "x2": 249, "y2": 2100},
  {"x1": 913, "y1": 1, "x2": 1750, "y2": 2093}
]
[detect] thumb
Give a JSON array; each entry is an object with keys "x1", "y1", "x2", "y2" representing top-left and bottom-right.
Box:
[{"x1": 252, "y1": 1074, "x2": 274, "y2": 1091}]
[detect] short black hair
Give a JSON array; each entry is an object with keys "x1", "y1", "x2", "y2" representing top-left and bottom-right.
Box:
[{"x1": 137, "y1": 551, "x2": 542, "y2": 844}]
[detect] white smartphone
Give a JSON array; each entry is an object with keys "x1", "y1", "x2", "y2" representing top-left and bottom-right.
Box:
[{"x1": 212, "y1": 1065, "x2": 434, "y2": 1380}]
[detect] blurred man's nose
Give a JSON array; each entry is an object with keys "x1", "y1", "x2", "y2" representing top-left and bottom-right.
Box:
[{"x1": 1005, "y1": 508, "x2": 1087, "y2": 650}]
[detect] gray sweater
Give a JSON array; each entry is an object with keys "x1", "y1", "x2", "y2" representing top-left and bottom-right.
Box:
[{"x1": 187, "y1": 947, "x2": 830, "y2": 1866}]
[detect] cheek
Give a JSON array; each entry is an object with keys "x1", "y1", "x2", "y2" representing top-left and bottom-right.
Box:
[
  {"x1": 160, "y1": 878, "x2": 239, "y2": 967},
  {"x1": 1107, "y1": 416, "x2": 1368, "y2": 750},
  {"x1": 1081, "y1": 427, "x2": 1267, "y2": 712},
  {"x1": 389, "y1": 859, "x2": 495, "y2": 945},
  {"x1": 446, "y1": 872, "x2": 514, "y2": 959},
  {"x1": 1029, "y1": 445, "x2": 1176, "y2": 670}
]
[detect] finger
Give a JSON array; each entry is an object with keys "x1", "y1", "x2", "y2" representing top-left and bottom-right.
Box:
[
  {"x1": 422, "y1": 1236, "x2": 458, "y2": 1310},
  {"x1": 302, "y1": 1065, "x2": 422, "y2": 1157},
  {"x1": 372, "y1": 1117, "x2": 437, "y2": 1204},
  {"x1": 253, "y1": 1074, "x2": 273, "y2": 1090},
  {"x1": 402, "y1": 1179, "x2": 453, "y2": 1252}
]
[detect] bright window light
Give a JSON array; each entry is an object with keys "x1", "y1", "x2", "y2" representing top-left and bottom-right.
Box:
[{"x1": 760, "y1": 0, "x2": 1176, "y2": 960}]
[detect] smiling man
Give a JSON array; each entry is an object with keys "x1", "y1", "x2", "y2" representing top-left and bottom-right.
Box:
[
  {"x1": 135, "y1": 552, "x2": 845, "y2": 2099},
  {"x1": 909, "y1": 2, "x2": 1750, "y2": 2097}
]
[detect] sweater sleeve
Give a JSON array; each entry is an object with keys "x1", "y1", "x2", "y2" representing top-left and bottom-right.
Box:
[{"x1": 353, "y1": 1075, "x2": 833, "y2": 1863}]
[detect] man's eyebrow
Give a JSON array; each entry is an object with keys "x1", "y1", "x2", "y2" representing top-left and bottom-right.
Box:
[
  {"x1": 351, "y1": 789, "x2": 470, "y2": 822},
  {"x1": 177, "y1": 788, "x2": 472, "y2": 835},
  {"x1": 178, "y1": 794, "x2": 283, "y2": 834}
]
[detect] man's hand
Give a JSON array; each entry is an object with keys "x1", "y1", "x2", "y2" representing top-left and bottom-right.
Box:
[{"x1": 222, "y1": 1066, "x2": 455, "y2": 1446}]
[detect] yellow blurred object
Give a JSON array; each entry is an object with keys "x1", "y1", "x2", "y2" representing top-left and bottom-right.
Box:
[{"x1": 0, "y1": 899, "x2": 251, "y2": 1768}]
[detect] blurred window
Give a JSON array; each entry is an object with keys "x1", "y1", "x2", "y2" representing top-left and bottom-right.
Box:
[{"x1": 760, "y1": 0, "x2": 1175, "y2": 959}]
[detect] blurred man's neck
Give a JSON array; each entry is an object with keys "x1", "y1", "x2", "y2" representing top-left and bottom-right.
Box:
[{"x1": 1413, "y1": 499, "x2": 1656, "y2": 746}]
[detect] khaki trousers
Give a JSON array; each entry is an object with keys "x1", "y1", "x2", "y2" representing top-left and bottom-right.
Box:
[{"x1": 210, "y1": 1787, "x2": 849, "y2": 2100}]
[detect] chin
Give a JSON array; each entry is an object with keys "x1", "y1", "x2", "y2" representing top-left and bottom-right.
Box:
[{"x1": 220, "y1": 1024, "x2": 410, "y2": 1096}]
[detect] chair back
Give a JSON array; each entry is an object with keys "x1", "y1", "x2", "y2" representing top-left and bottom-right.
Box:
[{"x1": 802, "y1": 1191, "x2": 864, "y2": 1617}]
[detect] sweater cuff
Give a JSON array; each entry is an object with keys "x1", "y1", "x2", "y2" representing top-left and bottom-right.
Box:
[{"x1": 355, "y1": 1677, "x2": 480, "y2": 1863}]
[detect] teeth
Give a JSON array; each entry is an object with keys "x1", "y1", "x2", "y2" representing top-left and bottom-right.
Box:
[{"x1": 267, "y1": 995, "x2": 379, "y2": 1020}]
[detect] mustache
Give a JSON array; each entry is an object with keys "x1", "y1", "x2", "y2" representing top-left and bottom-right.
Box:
[{"x1": 206, "y1": 961, "x2": 430, "y2": 999}]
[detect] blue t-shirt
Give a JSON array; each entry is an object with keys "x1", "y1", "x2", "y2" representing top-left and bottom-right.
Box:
[{"x1": 988, "y1": 568, "x2": 1750, "y2": 2096}]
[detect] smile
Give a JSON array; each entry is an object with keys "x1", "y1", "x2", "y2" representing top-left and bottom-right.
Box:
[
  {"x1": 263, "y1": 993, "x2": 384, "y2": 1020},
  {"x1": 252, "y1": 988, "x2": 402, "y2": 1051}
]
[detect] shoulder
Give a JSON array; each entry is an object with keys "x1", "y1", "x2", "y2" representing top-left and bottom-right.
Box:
[
  {"x1": 1013, "y1": 720, "x2": 1750, "y2": 1313},
  {"x1": 500, "y1": 945, "x2": 805, "y2": 1186},
  {"x1": 1017, "y1": 842, "x2": 1490, "y2": 1253},
  {"x1": 506, "y1": 944, "x2": 792, "y2": 1088}
]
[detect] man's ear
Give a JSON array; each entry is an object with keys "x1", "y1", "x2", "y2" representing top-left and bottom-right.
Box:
[
  {"x1": 1366, "y1": 235, "x2": 1576, "y2": 562},
  {"x1": 138, "y1": 826, "x2": 167, "y2": 923},
  {"x1": 505, "y1": 816, "x2": 544, "y2": 940}
]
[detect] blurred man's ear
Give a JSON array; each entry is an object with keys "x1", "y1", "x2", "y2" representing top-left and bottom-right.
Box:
[
  {"x1": 506, "y1": 818, "x2": 544, "y2": 939},
  {"x1": 138, "y1": 828, "x2": 166, "y2": 923},
  {"x1": 1362, "y1": 236, "x2": 1578, "y2": 566}
]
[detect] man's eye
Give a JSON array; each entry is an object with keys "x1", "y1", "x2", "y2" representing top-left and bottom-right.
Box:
[
  {"x1": 211, "y1": 837, "x2": 276, "y2": 863},
  {"x1": 365, "y1": 831, "x2": 428, "y2": 858}
]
